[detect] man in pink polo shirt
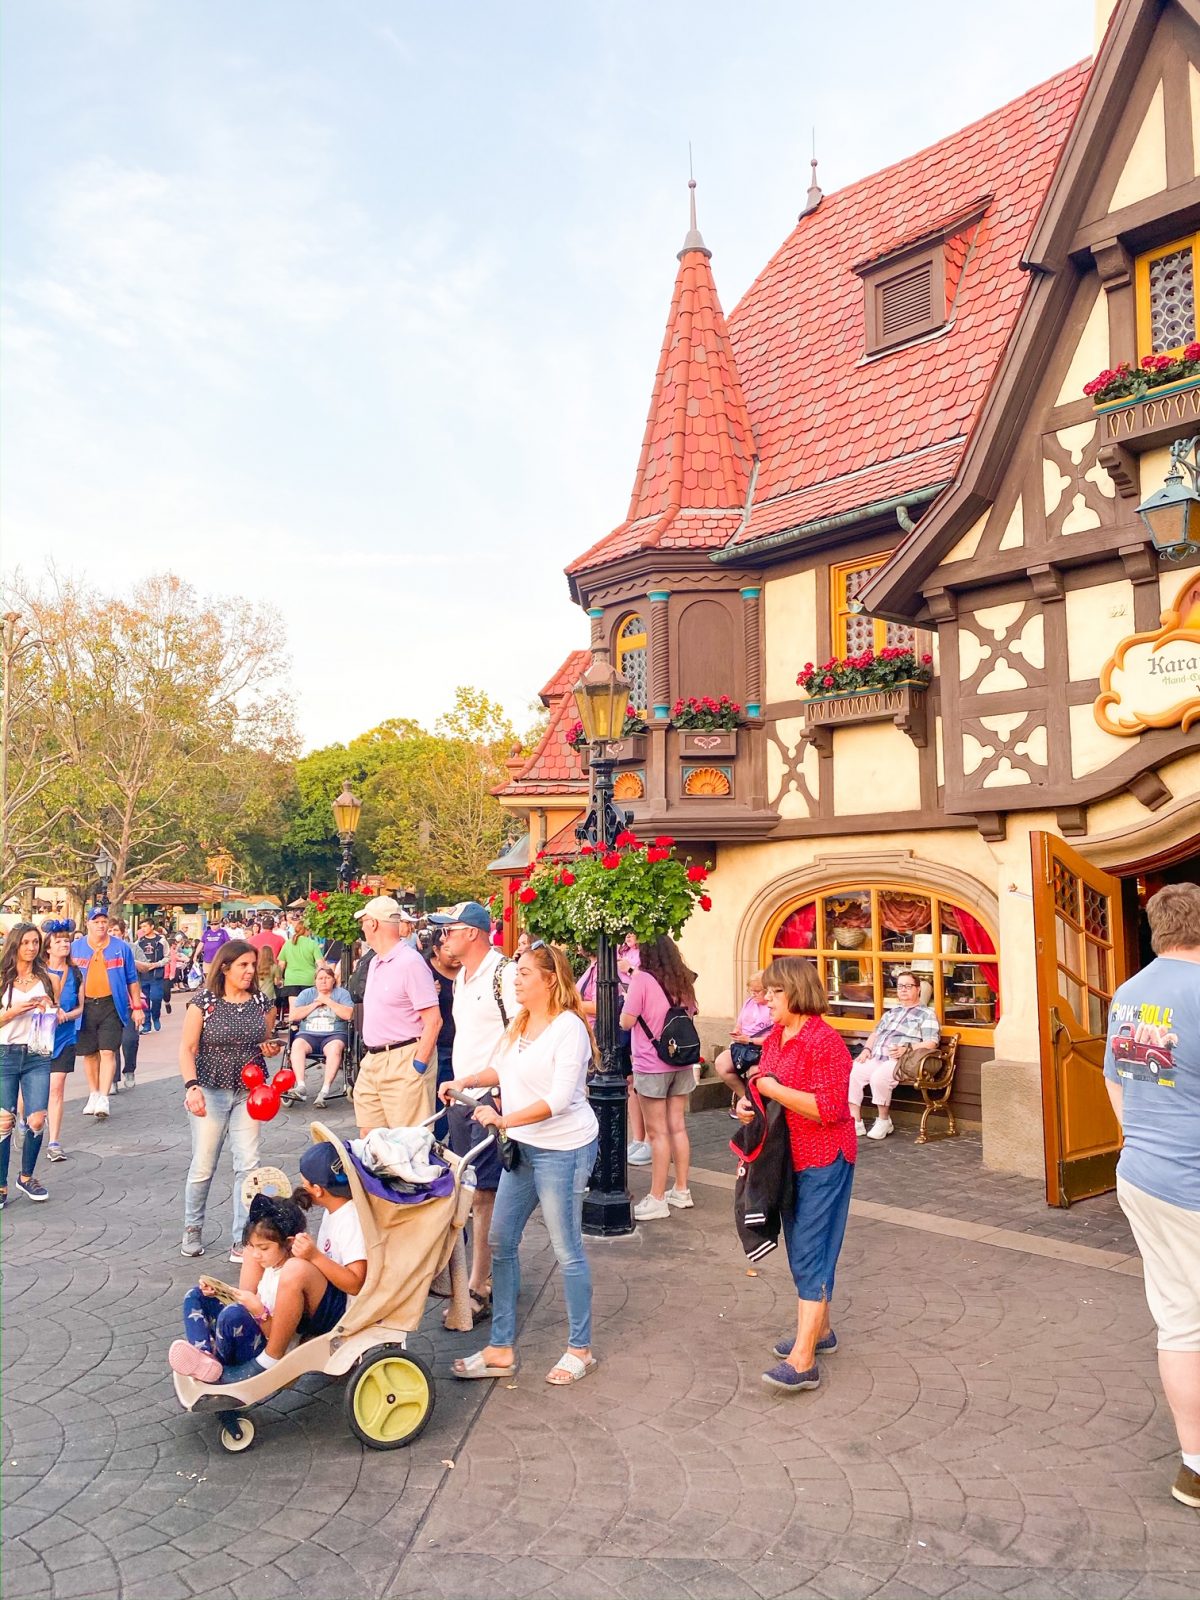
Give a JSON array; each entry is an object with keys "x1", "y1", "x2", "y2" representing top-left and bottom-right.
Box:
[{"x1": 352, "y1": 896, "x2": 441, "y2": 1132}]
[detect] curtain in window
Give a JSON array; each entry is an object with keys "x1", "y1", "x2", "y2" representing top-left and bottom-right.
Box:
[
  {"x1": 878, "y1": 894, "x2": 932, "y2": 935},
  {"x1": 944, "y1": 908, "x2": 999, "y2": 995},
  {"x1": 776, "y1": 903, "x2": 817, "y2": 949}
]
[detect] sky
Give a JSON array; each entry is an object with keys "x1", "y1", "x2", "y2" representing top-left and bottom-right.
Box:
[{"x1": 2, "y1": 0, "x2": 1095, "y2": 752}]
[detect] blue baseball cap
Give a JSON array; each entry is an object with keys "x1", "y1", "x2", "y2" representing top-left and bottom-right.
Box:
[
  {"x1": 428, "y1": 901, "x2": 490, "y2": 933},
  {"x1": 87, "y1": 907, "x2": 110, "y2": 921},
  {"x1": 299, "y1": 1142, "x2": 351, "y2": 1190}
]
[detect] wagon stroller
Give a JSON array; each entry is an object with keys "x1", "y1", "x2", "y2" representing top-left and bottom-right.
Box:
[{"x1": 172, "y1": 1118, "x2": 486, "y2": 1452}]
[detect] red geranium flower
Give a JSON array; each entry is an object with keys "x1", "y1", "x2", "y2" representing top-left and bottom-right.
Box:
[
  {"x1": 560, "y1": 869, "x2": 575, "y2": 886},
  {"x1": 601, "y1": 852, "x2": 621, "y2": 870},
  {"x1": 822, "y1": 675, "x2": 835, "y2": 688},
  {"x1": 653, "y1": 835, "x2": 675, "y2": 847},
  {"x1": 580, "y1": 843, "x2": 594, "y2": 855},
  {"x1": 645, "y1": 847, "x2": 668, "y2": 864},
  {"x1": 686, "y1": 865, "x2": 707, "y2": 882},
  {"x1": 502, "y1": 906, "x2": 512, "y2": 922},
  {"x1": 614, "y1": 830, "x2": 639, "y2": 849},
  {"x1": 517, "y1": 886, "x2": 537, "y2": 904},
  {"x1": 699, "y1": 895, "x2": 712, "y2": 912}
]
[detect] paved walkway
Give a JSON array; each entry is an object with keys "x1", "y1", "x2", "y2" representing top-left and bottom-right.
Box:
[{"x1": 3, "y1": 1012, "x2": 1199, "y2": 1600}]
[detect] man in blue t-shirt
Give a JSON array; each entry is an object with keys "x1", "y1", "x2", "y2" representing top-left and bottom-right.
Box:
[{"x1": 1104, "y1": 883, "x2": 1200, "y2": 1510}]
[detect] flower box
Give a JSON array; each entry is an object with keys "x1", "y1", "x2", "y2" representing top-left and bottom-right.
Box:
[
  {"x1": 1097, "y1": 372, "x2": 1200, "y2": 456},
  {"x1": 609, "y1": 734, "x2": 648, "y2": 763},
  {"x1": 678, "y1": 729, "x2": 737, "y2": 758},
  {"x1": 802, "y1": 683, "x2": 928, "y2": 750}
]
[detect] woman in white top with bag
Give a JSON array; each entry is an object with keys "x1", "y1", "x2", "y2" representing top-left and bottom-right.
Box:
[
  {"x1": 0, "y1": 923, "x2": 59, "y2": 1208},
  {"x1": 442, "y1": 941, "x2": 599, "y2": 1387}
]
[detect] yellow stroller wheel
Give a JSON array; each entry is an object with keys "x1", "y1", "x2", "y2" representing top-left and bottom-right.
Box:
[{"x1": 344, "y1": 1345, "x2": 435, "y2": 1450}]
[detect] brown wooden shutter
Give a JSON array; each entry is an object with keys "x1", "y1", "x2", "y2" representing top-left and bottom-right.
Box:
[{"x1": 879, "y1": 261, "x2": 935, "y2": 341}]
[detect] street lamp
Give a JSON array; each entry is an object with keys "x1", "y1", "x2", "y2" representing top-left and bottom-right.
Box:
[
  {"x1": 94, "y1": 846, "x2": 114, "y2": 911},
  {"x1": 573, "y1": 654, "x2": 635, "y2": 1238},
  {"x1": 332, "y1": 783, "x2": 362, "y2": 889},
  {"x1": 1137, "y1": 435, "x2": 1200, "y2": 561}
]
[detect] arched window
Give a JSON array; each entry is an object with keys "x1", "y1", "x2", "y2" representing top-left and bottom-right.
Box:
[
  {"x1": 762, "y1": 883, "x2": 998, "y2": 1043},
  {"x1": 614, "y1": 613, "x2": 648, "y2": 712}
]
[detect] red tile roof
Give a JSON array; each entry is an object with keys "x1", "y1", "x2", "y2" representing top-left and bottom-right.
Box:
[
  {"x1": 566, "y1": 212, "x2": 757, "y2": 577},
  {"x1": 494, "y1": 654, "x2": 589, "y2": 797},
  {"x1": 568, "y1": 60, "x2": 1089, "y2": 576}
]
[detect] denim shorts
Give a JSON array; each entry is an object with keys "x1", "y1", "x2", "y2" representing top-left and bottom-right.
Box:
[
  {"x1": 296, "y1": 1032, "x2": 346, "y2": 1059},
  {"x1": 298, "y1": 1280, "x2": 348, "y2": 1339},
  {"x1": 782, "y1": 1153, "x2": 855, "y2": 1302}
]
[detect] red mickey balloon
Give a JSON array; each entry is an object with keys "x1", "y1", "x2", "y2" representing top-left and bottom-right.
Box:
[
  {"x1": 246, "y1": 1084, "x2": 281, "y2": 1122},
  {"x1": 271, "y1": 1066, "x2": 296, "y2": 1094},
  {"x1": 241, "y1": 1062, "x2": 266, "y2": 1089}
]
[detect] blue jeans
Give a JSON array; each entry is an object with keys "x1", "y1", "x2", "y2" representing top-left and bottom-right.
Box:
[
  {"x1": 0, "y1": 1043, "x2": 51, "y2": 1188},
  {"x1": 182, "y1": 1287, "x2": 264, "y2": 1365},
  {"x1": 489, "y1": 1139, "x2": 598, "y2": 1350},
  {"x1": 782, "y1": 1154, "x2": 855, "y2": 1302},
  {"x1": 140, "y1": 978, "x2": 165, "y2": 1030},
  {"x1": 183, "y1": 1087, "x2": 261, "y2": 1247}
]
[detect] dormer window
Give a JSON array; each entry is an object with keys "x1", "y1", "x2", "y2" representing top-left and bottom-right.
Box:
[{"x1": 856, "y1": 201, "x2": 987, "y2": 358}]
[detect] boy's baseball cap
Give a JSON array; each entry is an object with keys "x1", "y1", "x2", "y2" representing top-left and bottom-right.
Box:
[
  {"x1": 299, "y1": 1142, "x2": 351, "y2": 1190},
  {"x1": 428, "y1": 901, "x2": 490, "y2": 933}
]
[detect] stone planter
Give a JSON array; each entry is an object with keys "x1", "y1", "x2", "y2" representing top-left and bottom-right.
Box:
[
  {"x1": 677, "y1": 728, "x2": 738, "y2": 757},
  {"x1": 802, "y1": 683, "x2": 928, "y2": 750}
]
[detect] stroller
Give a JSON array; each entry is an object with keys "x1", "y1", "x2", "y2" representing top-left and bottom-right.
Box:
[{"x1": 172, "y1": 1117, "x2": 489, "y2": 1453}]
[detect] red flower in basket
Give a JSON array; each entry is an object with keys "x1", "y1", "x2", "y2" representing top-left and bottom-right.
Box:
[
  {"x1": 699, "y1": 895, "x2": 712, "y2": 912},
  {"x1": 517, "y1": 886, "x2": 537, "y2": 905},
  {"x1": 645, "y1": 847, "x2": 668, "y2": 864},
  {"x1": 580, "y1": 842, "x2": 595, "y2": 855},
  {"x1": 686, "y1": 865, "x2": 707, "y2": 883},
  {"x1": 614, "y1": 830, "x2": 640, "y2": 849},
  {"x1": 653, "y1": 835, "x2": 675, "y2": 847},
  {"x1": 560, "y1": 869, "x2": 576, "y2": 886},
  {"x1": 600, "y1": 852, "x2": 621, "y2": 870}
]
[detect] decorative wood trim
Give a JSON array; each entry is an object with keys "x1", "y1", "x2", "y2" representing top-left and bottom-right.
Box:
[
  {"x1": 1056, "y1": 806, "x2": 1088, "y2": 836},
  {"x1": 802, "y1": 684, "x2": 929, "y2": 749},
  {"x1": 1118, "y1": 541, "x2": 1161, "y2": 585},
  {"x1": 1099, "y1": 377, "x2": 1200, "y2": 453},
  {"x1": 649, "y1": 592, "x2": 670, "y2": 715},
  {"x1": 1098, "y1": 443, "x2": 1139, "y2": 499},
  {"x1": 1129, "y1": 771, "x2": 1172, "y2": 811},
  {"x1": 1070, "y1": 174, "x2": 1200, "y2": 258},
  {"x1": 1027, "y1": 565, "x2": 1065, "y2": 604},
  {"x1": 741, "y1": 587, "x2": 763, "y2": 714},
  {"x1": 924, "y1": 587, "x2": 958, "y2": 622},
  {"x1": 974, "y1": 813, "x2": 1006, "y2": 842},
  {"x1": 1091, "y1": 235, "x2": 1132, "y2": 290}
]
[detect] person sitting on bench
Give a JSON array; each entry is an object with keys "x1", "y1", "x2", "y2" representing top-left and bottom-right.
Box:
[{"x1": 847, "y1": 971, "x2": 938, "y2": 1142}]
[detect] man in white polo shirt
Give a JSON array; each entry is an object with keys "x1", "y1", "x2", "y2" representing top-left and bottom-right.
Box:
[
  {"x1": 353, "y1": 896, "x2": 441, "y2": 1133},
  {"x1": 429, "y1": 900, "x2": 518, "y2": 1322}
]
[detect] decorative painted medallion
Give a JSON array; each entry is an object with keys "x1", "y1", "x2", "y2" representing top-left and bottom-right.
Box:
[{"x1": 1094, "y1": 573, "x2": 1200, "y2": 736}]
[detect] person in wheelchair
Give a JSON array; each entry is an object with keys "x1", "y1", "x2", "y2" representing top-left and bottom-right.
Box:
[{"x1": 286, "y1": 963, "x2": 353, "y2": 1108}]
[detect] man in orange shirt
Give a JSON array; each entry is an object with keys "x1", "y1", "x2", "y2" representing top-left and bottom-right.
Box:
[{"x1": 70, "y1": 910, "x2": 144, "y2": 1121}]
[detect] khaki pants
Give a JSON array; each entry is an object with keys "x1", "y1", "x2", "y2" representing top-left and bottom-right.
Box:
[{"x1": 352, "y1": 1042, "x2": 435, "y2": 1132}]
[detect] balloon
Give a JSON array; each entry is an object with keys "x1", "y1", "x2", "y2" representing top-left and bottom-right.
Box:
[
  {"x1": 271, "y1": 1067, "x2": 296, "y2": 1093},
  {"x1": 241, "y1": 1062, "x2": 266, "y2": 1089},
  {"x1": 246, "y1": 1084, "x2": 281, "y2": 1122}
]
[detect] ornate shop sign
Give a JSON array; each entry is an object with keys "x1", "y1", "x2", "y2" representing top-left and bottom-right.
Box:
[{"x1": 1095, "y1": 573, "x2": 1200, "y2": 736}]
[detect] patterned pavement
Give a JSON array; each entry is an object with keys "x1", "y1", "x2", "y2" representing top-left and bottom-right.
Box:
[{"x1": 3, "y1": 1014, "x2": 1199, "y2": 1600}]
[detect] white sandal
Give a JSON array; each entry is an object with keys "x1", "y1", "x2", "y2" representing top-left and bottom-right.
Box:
[{"x1": 546, "y1": 1351, "x2": 597, "y2": 1386}]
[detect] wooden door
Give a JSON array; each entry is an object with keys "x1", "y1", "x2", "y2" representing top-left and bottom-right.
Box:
[{"x1": 1032, "y1": 832, "x2": 1127, "y2": 1207}]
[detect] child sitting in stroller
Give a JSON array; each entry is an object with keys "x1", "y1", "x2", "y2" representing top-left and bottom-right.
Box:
[{"x1": 168, "y1": 1144, "x2": 367, "y2": 1385}]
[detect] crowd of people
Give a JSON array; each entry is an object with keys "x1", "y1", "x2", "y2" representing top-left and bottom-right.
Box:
[{"x1": 3, "y1": 880, "x2": 1198, "y2": 1510}]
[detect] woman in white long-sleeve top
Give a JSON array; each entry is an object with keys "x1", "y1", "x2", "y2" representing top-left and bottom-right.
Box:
[{"x1": 442, "y1": 941, "x2": 599, "y2": 1387}]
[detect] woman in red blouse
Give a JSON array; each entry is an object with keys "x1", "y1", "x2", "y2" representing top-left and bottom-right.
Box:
[{"x1": 738, "y1": 956, "x2": 856, "y2": 1392}]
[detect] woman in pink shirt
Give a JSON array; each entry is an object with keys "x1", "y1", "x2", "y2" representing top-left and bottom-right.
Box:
[{"x1": 620, "y1": 935, "x2": 697, "y2": 1223}]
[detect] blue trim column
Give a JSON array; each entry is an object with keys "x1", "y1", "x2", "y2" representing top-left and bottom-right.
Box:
[{"x1": 741, "y1": 587, "x2": 762, "y2": 717}]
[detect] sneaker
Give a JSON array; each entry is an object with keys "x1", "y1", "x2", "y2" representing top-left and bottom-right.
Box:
[
  {"x1": 0, "y1": 1188, "x2": 6, "y2": 1210},
  {"x1": 1172, "y1": 1463, "x2": 1200, "y2": 1508},
  {"x1": 626, "y1": 1141, "x2": 652, "y2": 1166},
  {"x1": 46, "y1": 1142, "x2": 67, "y2": 1163},
  {"x1": 153, "y1": 1020, "x2": 161, "y2": 1031},
  {"x1": 762, "y1": 1361, "x2": 820, "y2": 1392},
  {"x1": 666, "y1": 1187, "x2": 693, "y2": 1209},
  {"x1": 853, "y1": 1117, "x2": 866, "y2": 1136},
  {"x1": 168, "y1": 1340, "x2": 222, "y2": 1384},
  {"x1": 228, "y1": 1245, "x2": 245, "y2": 1265},
  {"x1": 16, "y1": 1175, "x2": 48, "y2": 1202},
  {"x1": 633, "y1": 1193, "x2": 671, "y2": 1221},
  {"x1": 93, "y1": 1095, "x2": 111, "y2": 1120},
  {"x1": 772, "y1": 1330, "x2": 838, "y2": 1360},
  {"x1": 123, "y1": 1075, "x2": 136, "y2": 1089},
  {"x1": 82, "y1": 1093, "x2": 99, "y2": 1116},
  {"x1": 111, "y1": 1077, "x2": 120, "y2": 1094},
  {"x1": 289, "y1": 1087, "x2": 307, "y2": 1102},
  {"x1": 867, "y1": 1116, "x2": 894, "y2": 1140},
  {"x1": 313, "y1": 1094, "x2": 328, "y2": 1110},
  {"x1": 180, "y1": 1227, "x2": 205, "y2": 1258}
]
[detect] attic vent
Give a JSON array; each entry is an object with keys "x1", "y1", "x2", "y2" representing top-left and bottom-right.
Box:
[
  {"x1": 880, "y1": 262, "x2": 934, "y2": 340},
  {"x1": 859, "y1": 243, "x2": 949, "y2": 356}
]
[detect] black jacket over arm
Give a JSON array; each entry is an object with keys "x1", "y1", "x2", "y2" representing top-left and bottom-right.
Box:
[{"x1": 730, "y1": 1077, "x2": 794, "y2": 1262}]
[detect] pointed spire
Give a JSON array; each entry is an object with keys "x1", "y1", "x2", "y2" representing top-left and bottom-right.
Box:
[
  {"x1": 800, "y1": 131, "x2": 823, "y2": 219},
  {"x1": 679, "y1": 174, "x2": 711, "y2": 259}
]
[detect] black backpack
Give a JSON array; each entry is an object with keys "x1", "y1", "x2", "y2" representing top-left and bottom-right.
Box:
[{"x1": 637, "y1": 1008, "x2": 702, "y2": 1068}]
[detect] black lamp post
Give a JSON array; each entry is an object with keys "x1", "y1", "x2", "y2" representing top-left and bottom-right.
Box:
[
  {"x1": 94, "y1": 846, "x2": 114, "y2": 912},
  {"x1": 332, "y1": 783, "x2": 362, "y2": 890},
  {"x1": 1137, "y1": 435, "x2": 1200, "y2": 561},
  {"x1": 572, "y1": 654, "x2": 635, "y2": 1238}
]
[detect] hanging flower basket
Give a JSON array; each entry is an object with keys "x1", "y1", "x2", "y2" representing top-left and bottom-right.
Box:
[{"x1": 517, "y1": 833, "x2": 711, "y2": 946}]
